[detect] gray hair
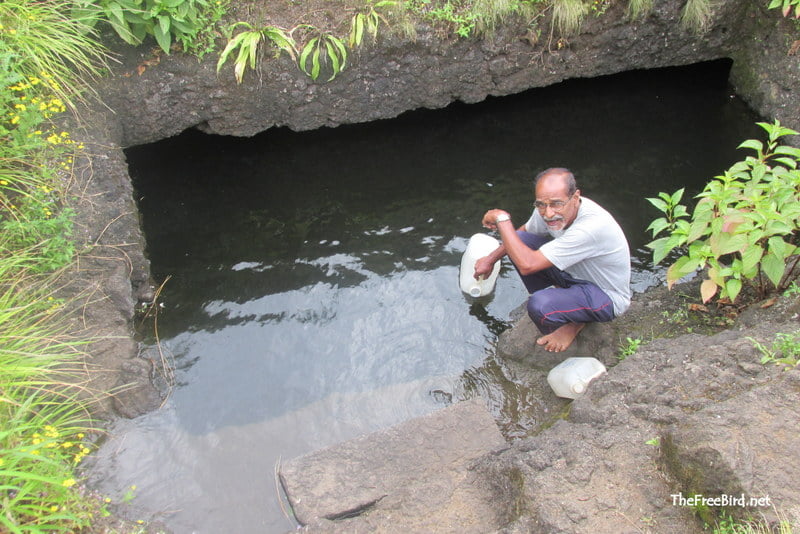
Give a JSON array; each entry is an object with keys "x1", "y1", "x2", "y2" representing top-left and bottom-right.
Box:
[{"x1": 535, "y1": 168, "x2": 577, "y2": 197}]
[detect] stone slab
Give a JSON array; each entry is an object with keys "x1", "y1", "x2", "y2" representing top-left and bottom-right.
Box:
[
  {"x1": 663, "y1": 371, "x2": 800, "y2": 528},
  {"x1": 279, "y1": 397, "x2": 506, "y2": 526}
]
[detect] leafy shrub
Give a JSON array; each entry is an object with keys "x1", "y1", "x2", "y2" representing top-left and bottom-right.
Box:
[
  {"x1": 768, "y1": 0, "x2": 800, "y2": 18},
  {"x1": 216, "y1": 22, "x2": 297, "y2": 83},
  {"x1": 647, "y1": 121, "x2": 800, "y2": 304},
  {"x1": 298, "y1": 29, "x2": 348, "y2": 81},
  {"x1": 750, "y1": 331, "x2": 800, "y2": 368},
  {"x1": 73, "y1": 0, "x2": 228, "y2": 56}
]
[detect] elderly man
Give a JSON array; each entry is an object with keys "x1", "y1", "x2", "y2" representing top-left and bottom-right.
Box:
[{"x1": 475, "y1": 168, "x2": 631, "y2": 352}]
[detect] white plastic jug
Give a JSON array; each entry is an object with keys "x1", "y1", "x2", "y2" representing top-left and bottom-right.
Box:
[
  {"x1": 547, "y1": 357, "x2": 607, "y2": 399},
  {"x1": 459, "y1": 233, "x2": 501, "y2": 297}
]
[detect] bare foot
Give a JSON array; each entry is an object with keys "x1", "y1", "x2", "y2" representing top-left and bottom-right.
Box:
[{"x1": 536, "y1": 323, "x2": 585, "y2": 352}]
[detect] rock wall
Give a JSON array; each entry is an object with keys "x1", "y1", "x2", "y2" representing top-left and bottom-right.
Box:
[
  {"x1": 94, "y1": 0, "x2": 798, "y2": 148},
  {"x1": 75, "y1": 0, "x2": 799, "y2": 420}
]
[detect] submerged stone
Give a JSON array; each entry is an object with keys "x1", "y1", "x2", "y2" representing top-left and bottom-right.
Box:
[{"x1": 279, "y1": 397, "x2": 507, "y2": 531}]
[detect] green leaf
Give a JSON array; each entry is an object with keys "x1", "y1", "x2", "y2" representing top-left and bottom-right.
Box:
[
  {"x1": 329, "y1": 35, "x2": 348, "y2": 70},
  {"x1": 325, "y1": 39, "x2": 341, "y2": 81},
  {"x1": 311, "y1": 42, "x2": 321, "y2": 80},
  {"x1": 709, "y1": 232, "x2": 747, "y2": 256},
  {"x1": 670, "y1": 188, "x2": 685, "y2": 206},
  {"x1": 774, "y1": 145, "x2": 800, "y2": 158},
  {"x1": 740, "y1": 245, "x2": 763, "y2": 277},
  {"x1": 725, "y1": 278, "x2": 742, "y2": 302},
  {"x1": 264, "y1": 27, "x2": 297, "y2": 60},
  {"x1": 768, "y1": 236, "x2": 790, "y2": 259},
  {"x1": 686, "y1": 219, "x2": 709, "y2": 243},
  {"x1": 646, "y1": 218, "x2": 669, "y2": 237},
  {"x1": 646, "y1": 197, "x2": 668, "y2": 212},
  {"x1": 765, "y1": 219, "x2": 793, "y2": 236},
  {"x1": 666, "y1": 255, "x2": 698, "y2": 286},
  {"x1": 217, "y1": 31, "x2": 247, "y2": 73},
  {"x1": 646, "y1": 236, "x2": 672, "y2": 265},
  {"x1": 773, "y1": 157, "x2": 798, "y2": 169},
  {"x1": 738, "y1": 139, "x2": 763, "y2": 154},
  {"x1": 673, "y1": 205, "x2": 689, "y2": 219},
  {"x1": 152, "y1": 16, "x2": 171, "y2": 49},
  {"x1": 762, "y1": 253, "x2": 785, "y2": 287},
  {"x1": 158, "y1": 14, "x2": 171, "y2": 36},
  {"x1": 350, "y1": 13, "x2": 365, "y2": 47},
  {"x1": 299, "y1": 37, "x2": 317, "y2": 76}
]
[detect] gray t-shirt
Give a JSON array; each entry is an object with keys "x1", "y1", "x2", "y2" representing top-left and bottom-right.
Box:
[{"x1": 524, "y1": 196, "x2": 632, "y2": 316}]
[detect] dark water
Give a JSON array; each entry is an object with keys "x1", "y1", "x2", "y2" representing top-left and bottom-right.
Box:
[{"x1": 86, "y1": 60, "x2": 762, "y2": 532}]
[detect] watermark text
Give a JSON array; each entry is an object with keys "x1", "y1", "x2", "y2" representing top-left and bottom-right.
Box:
[{"x1": 671, "y1": 493, "x2": 772, "y2": 508}]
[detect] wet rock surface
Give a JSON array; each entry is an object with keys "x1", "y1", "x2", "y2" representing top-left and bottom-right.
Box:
[
  {"x1": 280, "y1": 397, "x2": 509, "y2": 532},
  {"x1": 479, "y1": 290, "x2": 800, "y2": 533},
  {"x1": 279, "y1": 290, "x2": 800, "y2": 533}
]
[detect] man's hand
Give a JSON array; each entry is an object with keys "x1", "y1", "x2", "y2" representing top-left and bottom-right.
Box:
[
  {"x1": 481, "y1": 209, "x2": 510, "y2": 230},
  {"x1": 474, "y1": 255, "x2": 496, "y2": 280}
]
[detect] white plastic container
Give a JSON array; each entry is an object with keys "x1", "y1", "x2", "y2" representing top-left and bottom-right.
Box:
[
  {"x1": 459, "y1": 233, "x2": 501, "y2": 297},
  {"x1": 547, "y1": 357, "x2": 607, "y2": 399}
]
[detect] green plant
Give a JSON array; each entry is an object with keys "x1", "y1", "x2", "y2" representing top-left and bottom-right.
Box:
[
  {"x1": 74, "y1": 0, "x2": 228, "y2": 56},
  {"x1": 712, "y1": 510, "x2": 794, "y2": 534},
  {"x1": 617, "y1": 336, "x2": 642, "y2": 360},
  {"x1": 551, "y1": 0, "x2": 588, "y2": 36},
  {"x1": 0, "y1": 253, "x2": 98, "y2": 532},
  {"x1": 589, "y1": 0, "x2": 612, "y2": 17},
  {"x1": 298, "y1": 28, "x2": 348, "y2": 81},
  {"x1": 768, "y1": 0, "x2": 800, "y2": 19},
  {"x1": 749, "y1": 331, "x2": 800, "y2": 368},
  {"x1": 1, "y1": 52, "x2": 85, "y2": 273},
  {"x1": 627, "y1": 0, "x2": 653, "y2": 20},
  {"x1": 405, "y1": 0, "x2": 542, "y2": 38},
  {"x1": 646, "y1": 121, "x2": 800, "y2": 304},
  {"x1": 681, "y1": 0, "x2": 713, "y2": 32},
  {"x1": 216, "y1": 22, "x2": 297, "y2": 83},
  {"x1": 0, "y1": 0, "x2": 109, "y2": 108},
  {"x1": 350, "y1": 0, "x2": 397, "y2": 47},
  {"x1": 783, "y1": 280, "x2": 800, "y2": 296}
]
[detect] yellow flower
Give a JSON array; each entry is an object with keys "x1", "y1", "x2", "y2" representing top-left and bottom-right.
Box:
[
  {"x1": 0, "y1": 180, "x2": 7, "y2": 185},
  {"x1": 62, "y1": 478, "x2": 76, "y2": 487},
  {"x1": 50, "y1": 505, "x2": 59, "y2": 512}
]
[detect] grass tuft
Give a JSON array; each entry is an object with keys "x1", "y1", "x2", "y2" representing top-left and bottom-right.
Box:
[
  {"x1": 627, "y1": 0, "x2": 654, "y2": 20},
  {"x1": 551, "y1": 0, "x2": 589, "y2": 36},
  {"x1": 681, "y1": 0, "x2": 714, "y2": 33}
]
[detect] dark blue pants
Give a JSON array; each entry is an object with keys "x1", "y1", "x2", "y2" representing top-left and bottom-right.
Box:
[{"x1": 514, "y1": 231, "x2": 615, "y2": 335}]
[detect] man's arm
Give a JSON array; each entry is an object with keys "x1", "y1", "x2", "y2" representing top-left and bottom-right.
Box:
[{"x1": 481, "y1": 209, "x2": 554, "y2": 276}]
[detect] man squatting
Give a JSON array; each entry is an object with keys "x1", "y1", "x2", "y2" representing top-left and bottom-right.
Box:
[{"x1": 475, "y1": 167, "x2": 632, "y2": 352}]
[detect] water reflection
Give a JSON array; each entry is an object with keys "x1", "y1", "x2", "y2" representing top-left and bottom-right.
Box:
[{"x1": 86, "y1": 60, "x2": 763, "y2": 532}]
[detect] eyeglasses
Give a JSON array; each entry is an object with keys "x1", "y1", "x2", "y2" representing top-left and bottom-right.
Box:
[{"x1": 534, "y1": 195, "x2": 572, "y2": 212}]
